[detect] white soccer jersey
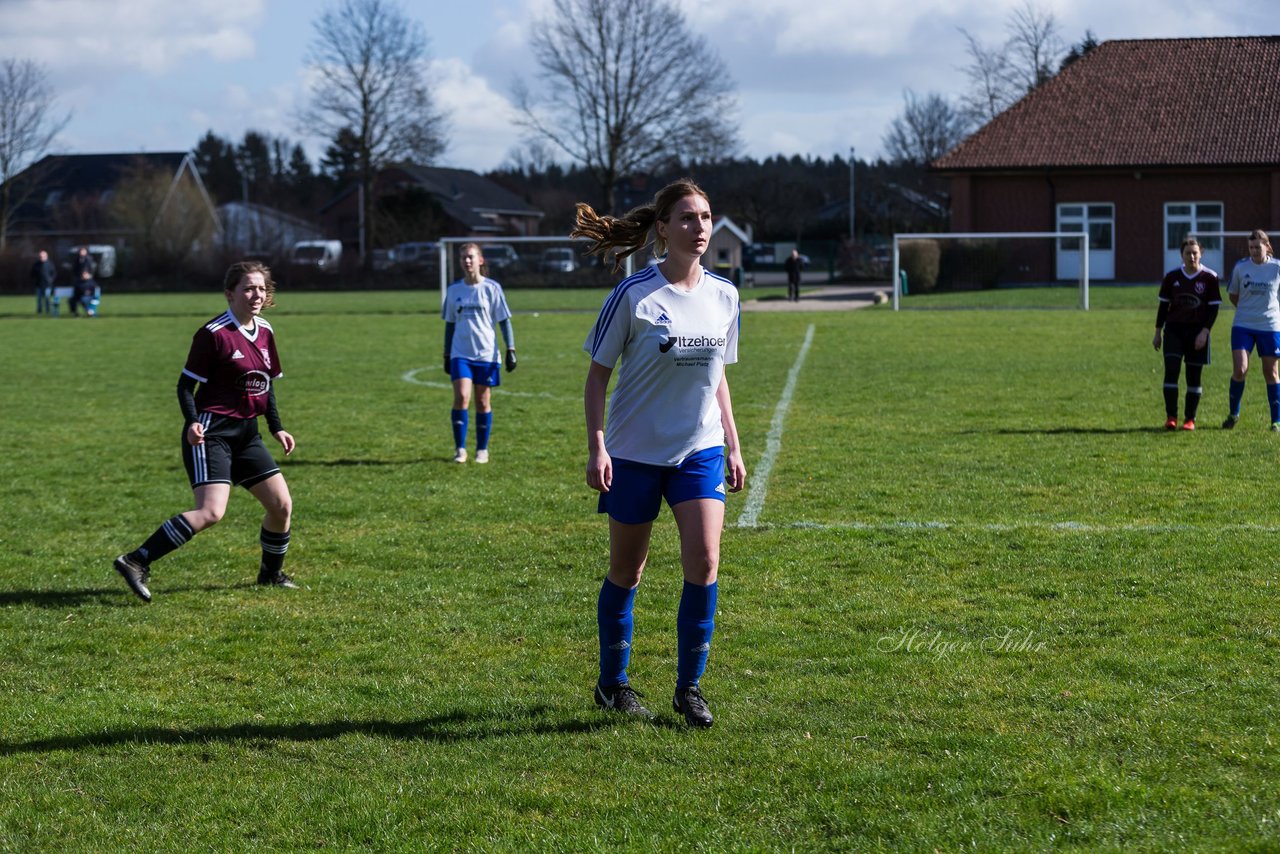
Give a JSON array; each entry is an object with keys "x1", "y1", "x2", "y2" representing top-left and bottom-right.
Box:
[
  {"x1": 1228, "y1": 257, "x2": 1280, "y2": 331},
  {"x1": 443, "y1": 278, "x2": 512, "y2": 362},
  {"x1": 585, "y1": 265, "x2": 740, "y2": 466}
]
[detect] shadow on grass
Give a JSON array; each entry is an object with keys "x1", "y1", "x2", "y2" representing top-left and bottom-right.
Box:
[
  {"x1": 0, "y1": 706, "x2": 676, "y2": 755},
  {"x1": 284, "y1": 458, "x2": 416, "y2": 467},
  {"x1": 0, "y1": 583, "x2": 252, "y2": 608},
  {"x1": 978, "y1": 426, "x2": 1174, "y2": 435}
]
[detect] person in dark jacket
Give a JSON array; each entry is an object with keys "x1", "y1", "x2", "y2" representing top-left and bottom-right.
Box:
[{"x1": 31, "y1": 250, "x2": 57, "y2": 315}]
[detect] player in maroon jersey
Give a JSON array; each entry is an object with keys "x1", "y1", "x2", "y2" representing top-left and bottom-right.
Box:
[
  {"x1": 1153, "y1": 236, "x2": 1222, "y2": 430},
  {"x1": 113, "y1": 260, "x2": 298, "y2": 602}
]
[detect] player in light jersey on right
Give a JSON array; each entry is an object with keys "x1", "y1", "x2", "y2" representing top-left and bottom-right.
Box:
[
  {"x1": 574, "y1": 179, "x2": 746, "y2": 728},
  {"x1": 1222, "y1": 229, "x2": 1280, "y2": 430}
]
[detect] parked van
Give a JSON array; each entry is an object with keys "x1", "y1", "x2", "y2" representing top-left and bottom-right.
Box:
[
  {"x1": 290, "y1": 240, "x2": 343, "y2": 273},
  {"x1": 540, "y1": 247, "x2": 577, "y2": 273},
  {"x1": 481, "y1": 244, "x2": 521, "y2": 272}
]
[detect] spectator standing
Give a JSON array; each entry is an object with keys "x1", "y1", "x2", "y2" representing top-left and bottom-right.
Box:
[
  {"x1": 31, "y1": 250, "x2": 57, "y2": 315},
  {"x1": 783, "y1": 249, "x2": 804, "y2": 302}
]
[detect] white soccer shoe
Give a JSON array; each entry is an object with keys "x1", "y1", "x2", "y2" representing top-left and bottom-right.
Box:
[
  {"x1": 475, "y1": 449, "x2": 489, "y2": 464},
  {"x1": 453, "y1": 447, "x2": 468, "y2": 463}
]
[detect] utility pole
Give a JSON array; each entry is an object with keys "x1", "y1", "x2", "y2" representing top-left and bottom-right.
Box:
[{"x1": 848, "y1": 146, "x2": 856, "y2": 243}]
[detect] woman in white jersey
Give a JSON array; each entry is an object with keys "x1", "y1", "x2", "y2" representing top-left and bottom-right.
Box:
[
  {"x1": 574, "y1": 178, "x2": 746, "y2": 728},
  {"x1": 442, "y1": 243, "x2": 516, "y2": 463},
  {"x1": 1222, "y1": 230, "x2": 1280, "y2": 430}
]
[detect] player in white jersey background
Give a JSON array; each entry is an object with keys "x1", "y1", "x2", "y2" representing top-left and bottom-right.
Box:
[
  {"x1": 574, "y1": 178, "x2": 745, "y2": 728},
  {"x1": 442, "y1": 243, "x2": 516, "y2": 464},
  {"x1": 1222, "y1": 230, "x2": 1280, "y2": 429}
]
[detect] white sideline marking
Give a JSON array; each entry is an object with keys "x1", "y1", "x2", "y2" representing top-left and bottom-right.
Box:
[
  {"x1": 401, "y1": 367, "x2": 571, "y2": 401},
  {"x1": 736, "y1": 324, "x2": 815, "y2": 529},
  {"x1": 754, "y1": 519, "x2": 1280, "y2": 534}
]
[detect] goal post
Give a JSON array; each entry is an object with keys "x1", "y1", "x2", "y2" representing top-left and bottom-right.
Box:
[
  {"x1": 435, "y1": 235, "x2": 636, "y2": 307},
  {"x1": 892, "y1": 231, "x2": 1091, "y2": 310}
]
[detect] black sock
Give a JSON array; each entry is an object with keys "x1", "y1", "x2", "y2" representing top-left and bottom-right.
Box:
[
  {"x1": 132, "y1": 515, "x2": 195, "y2": 565},
  {"x1": 260, "y1": 528, "x2": 291, "y2": 575},
  {"x1": 1185, "y1": 364, "x2": 1204, "y2": 421},
  {"x1": 1162, "y1": 357, "x2": 1182, "y2": 419}
]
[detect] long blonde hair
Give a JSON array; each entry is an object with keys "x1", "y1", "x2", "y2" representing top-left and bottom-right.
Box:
[{"x1": 570, "y1": 178, "x2": 710, "y2": 273}]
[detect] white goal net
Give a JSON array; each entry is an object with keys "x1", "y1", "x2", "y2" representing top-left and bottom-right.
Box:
[{"x1": 893, "y1": 232, "x2": 1091, "y2": 310}]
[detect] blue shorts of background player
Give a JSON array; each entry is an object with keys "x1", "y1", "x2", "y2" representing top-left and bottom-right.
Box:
[
  {"x1": 1230, "y1": 327, "x2": 1280, "y2": 357},
  {"x1": 449, "y1": 358, "x2": 501, "y2": 387},
  {"x1": 598, "y1": 446, "x2": 727, "y2": 524}
]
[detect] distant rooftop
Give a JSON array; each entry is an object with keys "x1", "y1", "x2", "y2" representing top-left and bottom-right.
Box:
[{"x1": 933, "y1": 36, "x2": 1280, "y2": 171}]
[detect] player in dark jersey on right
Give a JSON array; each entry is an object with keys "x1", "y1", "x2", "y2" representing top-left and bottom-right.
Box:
[
  {"x1": 1152, "y1": 236, "x2": 1221, "y2": 430},
  {"x1": 113, "y1": 260, "x2": 298, "y2": 602}
]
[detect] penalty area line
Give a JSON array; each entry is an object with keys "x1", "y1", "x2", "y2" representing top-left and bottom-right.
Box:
[{"x1": 736, "y1": 323, "x2": 815, "y2": 529}]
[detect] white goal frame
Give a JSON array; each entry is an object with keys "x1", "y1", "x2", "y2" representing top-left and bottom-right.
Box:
[
  {"x1": 436, "y1": 235, "x2": 634, "y2": 306},
  {"x1": 892, "y1": 231, "x2": 1091, "y2": 310}
]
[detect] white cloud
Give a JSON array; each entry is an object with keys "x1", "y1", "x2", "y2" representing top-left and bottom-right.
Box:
[
  {"x1": 0, "y1": 0, "x2": 264, "y2": 74},
  {"x1": 430, "y1": 57, "x2": 524, "y2": 172}
]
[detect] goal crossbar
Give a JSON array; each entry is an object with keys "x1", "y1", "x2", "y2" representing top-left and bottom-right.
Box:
[{"x1": 892, "y1": 231, "x2": 1091, "y2": 310}]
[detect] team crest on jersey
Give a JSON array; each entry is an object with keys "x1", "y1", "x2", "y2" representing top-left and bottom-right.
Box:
[
  {"x1": 1194, "y1": 282, "x2": 1205, "y2": 294},
  {"x1": 260, "y1": 348, "x2": 271, "y2": 369}
]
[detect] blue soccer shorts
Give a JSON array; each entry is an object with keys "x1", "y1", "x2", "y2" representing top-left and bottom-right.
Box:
[
  {"x1": 450, "y1": 358, "x2": 501, "y2": 386},
  {"x1": 598, "y1": 446, "x2": 726, "y2": 525},
  {"x1": 1230, "y1": 326, "x2": 1280, "y2": 358}
]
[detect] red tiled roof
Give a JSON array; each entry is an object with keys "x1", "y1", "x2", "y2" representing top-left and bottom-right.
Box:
[{"x1": 933, "y1": 36, "x2": 1280, "y2": 171}]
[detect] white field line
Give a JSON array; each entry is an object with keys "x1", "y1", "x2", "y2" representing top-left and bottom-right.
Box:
[
  {"x1": 401, "y1": 367, "x2": 573, "y2": 401},
  {"x1": 736, "y1": 323, "x2": 815, "y2": 529},
  {"x1": 746, "y1": 519, "x2": 1280, "y2": 534}
]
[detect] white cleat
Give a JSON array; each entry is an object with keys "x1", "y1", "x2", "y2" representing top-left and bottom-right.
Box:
[
  {"x1": 453, "y1": 447, "x2": 468, "y2": 463},
  {"x1": 475, "y1": 449, "x2": 489, "y2": 464}
]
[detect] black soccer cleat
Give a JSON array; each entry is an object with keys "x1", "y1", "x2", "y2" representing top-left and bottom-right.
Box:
[
  {"x1": 594, "y1": 682, "x2": 656, "y2": 720},
  {"x1": 257, "y1": 567, "x2": 300, "y2": 589},
  {"x1": 673, "y1": 685, "x2": 714, "y2": 728},
  {"x1": 113, "y1": 554, "x2": 152, "y2": 602},
  {"x1": 1222, "y1": 415, "x2": 1239, "y2": 430}
]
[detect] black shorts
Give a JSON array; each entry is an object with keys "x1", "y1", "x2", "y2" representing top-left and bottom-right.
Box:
[
  {"x1": 182, "y1": 413, "x2": 280, "y2": 489},
  {"x1": 1163, "y1": 322, "x2": 1210, "y2": 366}
]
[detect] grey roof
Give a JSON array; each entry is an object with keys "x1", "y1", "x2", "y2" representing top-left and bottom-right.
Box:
[{"x1": 392, "y1": 164, "x2": 542, "y2": 231}]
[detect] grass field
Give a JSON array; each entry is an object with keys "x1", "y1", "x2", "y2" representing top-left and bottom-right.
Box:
[{"x1": 1, "y1": 287, "x2": 1278, "y2": 850}]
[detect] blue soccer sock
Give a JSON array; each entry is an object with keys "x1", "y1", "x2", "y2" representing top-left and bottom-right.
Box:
[
  {"x1": 597, "y1": 578, "x2": 637, "y2": 688},
  {"x1": 1268, "y1": 383, "x2": 1280, "y2": 423},
  {"x1": 451, "y1": 408, "x2": 469, "y2": 449},
  {"x1": 476, "y1": 410, "x2": 493, "y2": 451},
  {"x1": 1229, "y1": 379, "x2": 1245, "y2": 418},
  {"x1": 676, "y1": 580, "x2": 717, "y2": 689}
]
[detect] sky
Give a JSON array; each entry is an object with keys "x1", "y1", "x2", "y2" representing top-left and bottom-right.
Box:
[{"x1": 0, "y1": 0, "x2": 1264, "y2": 174}]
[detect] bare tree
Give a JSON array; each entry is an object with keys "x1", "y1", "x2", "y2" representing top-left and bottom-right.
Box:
[
  {"x1": 882, "y1": 90, "x2": 970, "y2": 166},
  {"x1": 0, "y1": 59, "x2": 70, "y2": 251},
  {"x1": 1004, "y1": 0, "x2": 1064, "y2": 92},
  {"x1": 958, "y1": 0, "x2": 1065, "y2": 124},
  {"x1": 515, "y1": 0, "x2": 739, "y2": 213},
  {"x1": 957, "y1": 30, "x2": 1014, "y2": 126},
  {"x1": 300, "y1": 0, "x2": 447, "y2": 261}
]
